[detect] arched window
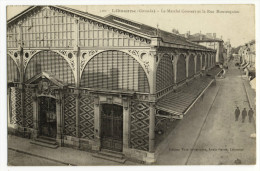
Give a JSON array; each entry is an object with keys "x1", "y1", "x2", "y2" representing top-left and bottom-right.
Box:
[
  {"x1": 202, "y1": 54, "x2": 206, "y2": 69},
  {"x1": 188, "y1": 54, "x2": 195, "y2": 77},
  {"x1": 7, "y1": 55, "x2": 20, "y2": 82},
  {"x1": 176, "y1": 54, "x2": 186, "y2": 83},
  {"x1": 196, "y1": 55, "x2": 201, "y2": 73},
  {"x1": 205, "y1": 54, "x2": 208, "y2": 69},
  {"x1": 24, "y1": 51, "x2": 75, "y2": 86},
  {"x1": 156, "y1": 54, "x2": 174, "y2": 92},
  {"x1": 80, "y1": 50, "x2": 149, "y2": 93},
  {"x1": 208, "y1": 54, "x2": 211, "y2": 67}
]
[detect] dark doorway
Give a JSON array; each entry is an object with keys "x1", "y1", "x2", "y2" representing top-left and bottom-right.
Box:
[
  {"x1": 39, "y1": 96, "x2": 57, "y2": 138},
  {"x1": 101, "y1": 104, "x2": 123, "y2": 152}
]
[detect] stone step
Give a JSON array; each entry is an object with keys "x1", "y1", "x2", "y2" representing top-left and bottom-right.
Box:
[
  {"x1": 35, "y1": 138, "x2": 57, "y2": 145},
  {"x1": 100, "y1": 149, "x2": 124, "y2": 159},
  {"x1": 92, "y1": 151, "x2": 126, "y2": 164},
  {"x1": 30, "y1": 140, "x2": 59, "y2": 149},
  {"x1": 38, "y1": 135, "x2": 56, "y2": 141}
]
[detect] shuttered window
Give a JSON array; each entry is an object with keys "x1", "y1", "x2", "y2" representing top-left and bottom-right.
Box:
[
  {"x1": 80, "y1": 50, "x2": 149, "y2": 93},
  {"x1": 24, "y1": 51, "x2": 75, "y2": 86}
]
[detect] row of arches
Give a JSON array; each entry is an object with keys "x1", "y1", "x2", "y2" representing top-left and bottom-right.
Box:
[
  {"x1": 8, "y1": 49, "x2": 215, "y2": 94},
  {"x1": 7, "y1": 50, "x2": 150, "y2": 93},
  {"x1": 156, "y1": 53, "x2": 215, "y2": 92}
]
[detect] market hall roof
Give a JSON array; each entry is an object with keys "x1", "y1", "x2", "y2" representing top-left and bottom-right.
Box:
[
  {"x1": 156, "y1": 76, "x2": 213, "y2": 118},
  {"x1": 7, "y1": 5, "x2": 214, "y2": 51},
  {"x1": 156, "y1": 66, "x2": 223, "y2": 119}
]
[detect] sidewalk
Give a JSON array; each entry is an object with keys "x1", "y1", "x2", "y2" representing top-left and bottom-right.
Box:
[
  {"x1": 8, "y1": 135, "x2": 137, "y2": 166},
  {"x1": 240, "y1": 70, "x2": 256, "y2": 129}
]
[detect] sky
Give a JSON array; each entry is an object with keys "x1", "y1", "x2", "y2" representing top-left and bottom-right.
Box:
[{"x1": 7, "y1": 4, "x2": 255, "y2": 47}]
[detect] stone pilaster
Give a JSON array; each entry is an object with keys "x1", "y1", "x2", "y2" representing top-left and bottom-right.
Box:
[
  {"x1": 75, "y1": 90, "x2": 80, "y2": 139},
  {"x1": 194, "y1": 55, "x2": 197, "y2": 74},
  {"x1": 93, "y1": 94, "x2": 101, "y2": 151},
  {"x1": 7, "y1": 88, "x2": 11, "y2": 125},
  {"x1": 32, "y1": 92, "x2": 38, "y2": 139},
  {"x1": 147, "y1": 48, "x2": 157, "y2": 154},
  {"x1": 173, "y1": 55, "x2": 178, "y2": 84},
  {"x1": 56, "y1": 93, "x2": 63, "y2": 145},
  {"x1": 149, "y1": 102, "x2": 156, "y2": 153},
  {"x1": 122, "y1": 97, "x2": 130, "y2": 150},
  {"x1": 185, "y1": 55, "x2": 189, "y2": 78}
]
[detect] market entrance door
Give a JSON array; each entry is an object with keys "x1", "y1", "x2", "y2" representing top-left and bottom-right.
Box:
[
  {"x1": 101, "y1": 104, "x2": 123, "y2": 152},
  {"x1": 39, "y1": 96, "x2": 57, "y2": 138}
]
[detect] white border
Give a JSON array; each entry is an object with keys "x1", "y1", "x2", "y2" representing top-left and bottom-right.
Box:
[{"x1": 1, "y1": 1, "x2": 259, "y2": 171}]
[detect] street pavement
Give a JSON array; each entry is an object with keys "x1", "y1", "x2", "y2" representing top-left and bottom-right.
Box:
[{"x1": 155, "y1": 61, "x2": 256, "y2": 165}]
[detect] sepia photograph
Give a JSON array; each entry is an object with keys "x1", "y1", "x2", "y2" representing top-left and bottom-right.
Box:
[{"x1": 5, "y1": 3, "x2": 256, "y2": 167}]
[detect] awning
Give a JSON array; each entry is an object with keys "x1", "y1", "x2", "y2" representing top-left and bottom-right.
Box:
[
  {"x1": 207, "y1": 66, "x2": 223, "y2": 77},
  {"x1": 156, "y1": 76, "x2": 214, "y2": 119},
  {"x1": 241, "y1": 63, "x2": 249, "y2": 69}
]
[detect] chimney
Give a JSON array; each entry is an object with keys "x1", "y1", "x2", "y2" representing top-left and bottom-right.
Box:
[
  {"x1": 213, "y1": 33, "x2": 216, "y2": 39},
  {"x1": 199, "y1": 31, "x2": 202, "y2": 40},
  {"x1": 185, "y1": 31, "x2": 190, "y2": 38}
]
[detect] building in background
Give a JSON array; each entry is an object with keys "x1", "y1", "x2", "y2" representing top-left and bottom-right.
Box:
[
  {"x1": 181, "y1": 32, "x2": 224, "y2": 65},
  {"x1": 239, "y1": 40, "x2": 255, "y2": 82},
  {"x1": 224, "y1": 40, "x2": 232, "y2": 63},
  {"x1": 7, "y1": 6, "x2": 221, "y2": 164}
]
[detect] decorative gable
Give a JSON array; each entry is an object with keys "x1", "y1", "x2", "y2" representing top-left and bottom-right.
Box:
[
  {"x1": 25, "y1": 71, "x2": 67, "y2": 97},
  {"x1": 26, "y1": 71, "x2": 67, "y2": 88}
]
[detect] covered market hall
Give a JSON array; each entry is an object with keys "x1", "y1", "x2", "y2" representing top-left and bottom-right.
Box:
[{"x1": 7, "y1": 6, "x2": 222, "y2": 163}]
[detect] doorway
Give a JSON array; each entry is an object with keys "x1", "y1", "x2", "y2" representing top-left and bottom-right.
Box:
[
  {"x1": 38, "y1": 96, "x2": 57, "y2": 138},
  {"x1": 101, "y1": 104, "x2": 123, "y2": 152}
]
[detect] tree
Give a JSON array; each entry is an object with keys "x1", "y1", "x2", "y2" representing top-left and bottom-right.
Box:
[{"x1": 172, "y1": 28, "x2": 179, "y2": 34}]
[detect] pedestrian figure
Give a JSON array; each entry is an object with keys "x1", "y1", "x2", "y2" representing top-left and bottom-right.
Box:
[
  {"x1": 248, "y1": 108, "x2": 254, "y2": 123},
  {"x1": 242, "y1": 108, "x2": 247, "y2": 123},
  {"x1": 235, "y1": 107, "x2": 240, "y2": 121}
]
